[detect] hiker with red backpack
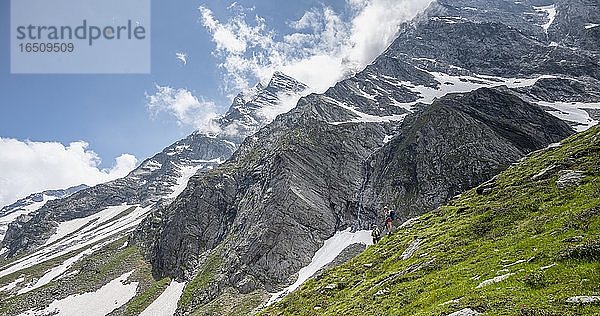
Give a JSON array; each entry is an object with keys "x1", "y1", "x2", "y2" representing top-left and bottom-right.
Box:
[{"x1": 384, "y1": 206, "x2": 396, "y2": 235}]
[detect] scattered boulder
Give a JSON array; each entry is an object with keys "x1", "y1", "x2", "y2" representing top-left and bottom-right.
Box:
[
  {"x1": 476, "y1": 182, "x2": 495, "y2": 195},
  {"x1": 323, "y1": 283, "x2": 337, "y2": 290},
  {"x1": 563, "y1": 236, "x2": 584, "y2": 243},
  {"x1": 439, "y1": 298, "x2": 460, "y2": 306},
  {"x1": 448, "y1": 308, "x2": 482, "y2": 316},
  {"x1": 556, "y1": 170, "x2": 585, "y2": 189},
  {"x1": 401, "y1": 239, "x2": 423, "y2": 260},
  {"x1": 531, "y1": 164, "x2": 559, "y2": 181},
  {"x1": 560, "y1": 241, "x2": 600, "y2": 261},
  {"x1": 399, "y1": 217, "x2": 420, "y2": 229},
  {"x1": 374, "y1": 288, "x2": 389, "y2": 297},
  {"x1": 476, "y1": 273, "x2": 515, "y2": 288},
  {"x1": 566, "y1": 296, "x2": 600, "y2": 304}
]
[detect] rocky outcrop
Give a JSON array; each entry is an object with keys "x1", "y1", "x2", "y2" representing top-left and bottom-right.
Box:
[
  {"x1": 556, "y1": 170, "x2": 586, "y2": 189},
  {"x1": 136, "y1": 1, "x2": 598, "y2": 308},
  {"x1": 141, "y1": 94, "x2": 390, "y2": 289},
  {"x1": 4, "y1": 1, "x2": 600, "y2": 314},
  {"x1": 360, "y1": 88, "x2": 573, "y2": 222}
]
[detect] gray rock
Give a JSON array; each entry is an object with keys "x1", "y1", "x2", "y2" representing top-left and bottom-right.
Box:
[
  {"x1": 401, "y1": 239, "x2": 423, "y2": 260},
  {"x1": 360, "y1": 88, "x2": 573, "y2": 223},
  {"x1": 556, "y1": 170, "x2": 586, "y2": 189},
  {"x1": 566, "y1": 296, "x2": 600, "y2": 304},
  {"x1": 448, "y1": 308, "x2": 482, "y2": 316}
]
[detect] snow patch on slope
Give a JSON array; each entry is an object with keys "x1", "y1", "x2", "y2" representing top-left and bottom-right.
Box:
[
  {"x1": 17, "y1": 243, "x2": 105, "y2": 294},
  {"x1": 397, "y1": 72, "x2": 555, "y2": 107},
  {"x1": 167, "y1": 165, "x2": 202, "y2": 198},
  {"x1": 538, "y1": 101, "x2": 600, "y2": 132},
  {"x1": 140, "y1": 280, "x2": 186, "y2": 316},
  {"x1": 45, "y1": 205, "x2": 132, "y2": 246},
  {"x1": 0, "y1": 277, "x2": 24, "y2": 292},
  {"x1": 584, "y1": 23, "x2": 599, "y2": 29},
  {"x1": 19, "y1": 271, "x2": 138, "y2": 316},
  {"x1": 0, "y1": 205, "x2": 151, "y2": 279},
  {"x1": 534, "y1": 5, "x2": 557, "y2": 31},
  {"x1": 267, "y1": 228, "x2": 372, "y2": 306}
]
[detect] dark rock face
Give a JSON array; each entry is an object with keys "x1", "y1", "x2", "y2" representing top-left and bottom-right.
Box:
[
  {"x1": 143, "y1": 88, "x2": 574, "y2": 302},
  {"x1": 143, "y1": 94, "x2": 389, "y2": 290},
  {"x1": 360, "y1": 88, "x2": 574, "y2": 222},
  {"x1": 0, "y1": 133, "x2": 235, "y2": 258},
  {"x1": 515, "y1": 77, "x2": 600, "y2": 103}
]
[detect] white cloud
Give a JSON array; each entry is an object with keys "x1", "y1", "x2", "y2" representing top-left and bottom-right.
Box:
[
  {"x1": 0, "y1": 139, "x2": 138, "y2": 209},
  {"x1": 146, "y1": 85, "x2": 220, "y2": 132},
  {"x1": 148, "y1": 0, "x2": 431, "y2": 130},
  {"x1": 176, "y1": 52, "x2": 188, "y2": 65},
  {"x1": 198, "y1": 0, "x2": 433, "y2": 95},
  {"x1": 256, "y1": 92, "x2": 305, "y2": 123}
]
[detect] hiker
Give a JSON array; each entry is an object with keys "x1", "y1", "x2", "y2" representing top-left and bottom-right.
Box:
[
  {"x1": 384, "y1": 206, "x2": 393, "y2": 235},
  {"x1": 371, "y1": 224, "x2": 381, "y2": 244},
  {"x1": 389, "y1": 207, "x2": 396, "y2": 222}
]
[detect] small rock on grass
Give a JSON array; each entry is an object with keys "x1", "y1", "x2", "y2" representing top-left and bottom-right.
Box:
[
  {"x1": 448, "y1": 308, "x2": 481, "y2": 316},
  {"x1": 566, "y1": 296, "x2": 600, "y2": 304}
]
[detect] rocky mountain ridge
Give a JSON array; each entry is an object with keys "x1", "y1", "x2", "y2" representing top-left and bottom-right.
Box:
[{"x1": 0, "y1": 72, "x2": 308, "y2": 261}]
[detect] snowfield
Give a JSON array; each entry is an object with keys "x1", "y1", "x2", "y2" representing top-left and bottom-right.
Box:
[
  {"x1": 0, "y1": 204, "x2": 150, "y2": 279},
  {"x1": 167, "y1": 164, "x2": 202, "y2": 198},
  {"x1": 267, "y1": 228, "x2": 372, "y2": 305},
  {"x1": 19, "y1": 271, "x2": 138, "y2": 316},
  {"x1": 140, "y1": 280, "x2": 186, "y2": 316},
  {"x1": 534, "y1": 5, "x2": 557, "y2": 31},
  {"x1": 538, "y1": 101, "x2": 600, "y2": 132}
]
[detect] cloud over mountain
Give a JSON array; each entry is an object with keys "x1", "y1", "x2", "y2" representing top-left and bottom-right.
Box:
[{"x1": 0, "y1": 138, "x2": 137, "y2": 208}]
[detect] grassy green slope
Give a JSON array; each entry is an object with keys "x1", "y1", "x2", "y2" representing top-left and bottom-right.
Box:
[{"x1": 262, "y1": 126, "x2": 600, "y2": 316}]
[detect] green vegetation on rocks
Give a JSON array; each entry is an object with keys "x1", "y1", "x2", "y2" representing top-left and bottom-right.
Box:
[
  {"x1": 261, "y1": 126, "x2": 600, "y2": 316},
  {"x1": 178, "y1": 248, "x2": 224, "y2": 313}
]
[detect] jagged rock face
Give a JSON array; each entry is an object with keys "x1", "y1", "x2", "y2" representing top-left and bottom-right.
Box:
[
  {"x1": 389, "y1": 0, "x2": 600, "y2": 82},
  {"x1": 1, "y1": 73, "x2": 309, "y2": 259},
  {"x1": 218, "y1": 72, "x2": 309, "y2": 142},
  {"x1": 145, "y1": 84, "x2": 574, "y2": 294},
  {"x1": 3, "y1": 0, "x2": 600, "y2": 313},
  {"x1": 144, "y1": 94, "x2": 390, "y2": 290},
  {"x1": 0, "y1": 133, "x2": 234, "y2": 258},
  {"x1": 550, "y1": 0, "x2": 600, "y2": 51},
  {"x1": 360, "y1": 88, "x2": 574, "y2": 222},
  {"x1": 145, "y1": 86, "x2": 574, "y2": 305}
]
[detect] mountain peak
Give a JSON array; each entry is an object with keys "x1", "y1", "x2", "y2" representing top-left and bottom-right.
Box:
[
  {"x1": 266, "y1": 71, "x2": 308, "y2": 94},
  {"x1": 217, "y1": 72, "x2": 308, "y2": 139}
]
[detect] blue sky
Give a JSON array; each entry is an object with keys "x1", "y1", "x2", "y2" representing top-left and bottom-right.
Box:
[
  {"x1": 0, "y1": 0, "x2": 350, "y2": 166},
  {"x1": 0, "y1": 0, "x2": 431, "y2": 206}
]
